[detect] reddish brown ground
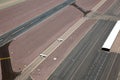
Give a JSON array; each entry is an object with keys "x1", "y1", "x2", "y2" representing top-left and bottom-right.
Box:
[
  {"x1": 111, "y1": 31, "x2": 120, "y2": 53},
  {"x1": 9, "y1": 6, "x2": 82, "y2": 71},
  {"x1": 8, "y1": 0, "x2": 101, "y2": 73},
  {"x1": 0, "y1": 0, "x2": 65, "y2": 34},
  {"x1": 0, "y1": 0, "x2": 65, "y2": 79},
  {"x1": 0, "y1": 0, "x2": 116, "y2": 79}
]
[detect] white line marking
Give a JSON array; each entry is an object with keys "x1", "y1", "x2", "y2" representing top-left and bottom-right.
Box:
[{"x1": 12, "y1": 27, "x2": 25, "y2": 35}]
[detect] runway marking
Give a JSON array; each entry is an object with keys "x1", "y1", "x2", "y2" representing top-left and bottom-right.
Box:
[
  {"x1": 15, "y1": 0, "x2": 108, "y2": 79},
  {"x1": 12, "y1": 27, "x2": 25, "y2": 35}
]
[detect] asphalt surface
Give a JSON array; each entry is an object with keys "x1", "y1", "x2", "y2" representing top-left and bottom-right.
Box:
[
  {"x1": 48, "y1": 0, "x2": 120, "y2": 80},
  {"x1": 0, "y1": 0, "x2": 75, "y2": 47}
]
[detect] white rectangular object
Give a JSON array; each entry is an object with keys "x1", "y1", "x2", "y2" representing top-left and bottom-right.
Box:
[{"x1": 102, "y1": 20, "x2": 120, "y2": 51}]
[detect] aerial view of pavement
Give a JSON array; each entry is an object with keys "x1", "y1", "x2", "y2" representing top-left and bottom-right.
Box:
[{"x1": 0, "y1": 0, "x2": 120, "y2": 80}]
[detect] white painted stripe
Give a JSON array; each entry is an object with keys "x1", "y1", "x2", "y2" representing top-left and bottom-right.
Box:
[
  {"x1": 102, "y1": 20, "x2": 120, "y2": 50},
  {"x1": 12, "y1": 27, "x2": 25, "y2": 35}
]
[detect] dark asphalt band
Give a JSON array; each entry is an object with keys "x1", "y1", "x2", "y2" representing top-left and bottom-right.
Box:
[{"x1": 0, "y1": 0, "x2": 75, "y2": 47}]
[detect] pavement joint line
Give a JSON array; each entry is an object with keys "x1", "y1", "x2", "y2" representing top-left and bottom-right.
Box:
[
  {"x1": 105, "y1": 54, "x2": 118, "y2": 80},
  {"x1": 70, "y1": 19, "x2": 110, "y2": 80},
  {"x1": 86, "y1": 53, "x2": 103, "y2": 77},
  {"x1": 15, "y1": 0, "x2": 108, "y2": 79},
  {"x1": 71, "y1": 35, "x2": 103, "y2": 79},
  {"x1": 78, "y1": 41, "x2": 103, "y2": 80},
  {"x1": 94, "y1": 54, "x2": 108, "y2": 80},
  {"x1": 70, "y1": 38, "x2": 99, "y2": 80}
]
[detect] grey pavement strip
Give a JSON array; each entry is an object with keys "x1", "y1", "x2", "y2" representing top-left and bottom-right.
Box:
[{"x1": 0, "y1": 0, "x2": 75, "y2": 47}]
